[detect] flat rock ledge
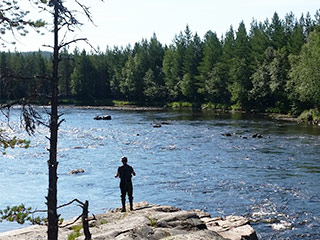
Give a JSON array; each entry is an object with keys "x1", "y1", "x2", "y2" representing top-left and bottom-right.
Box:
[{"x1": 0, "y1": 202, "x2": 258, "y2": 240}]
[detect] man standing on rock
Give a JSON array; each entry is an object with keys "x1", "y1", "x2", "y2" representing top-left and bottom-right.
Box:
[{"x1": 115, "y1": 156, "x2": 136, "y2": 212}]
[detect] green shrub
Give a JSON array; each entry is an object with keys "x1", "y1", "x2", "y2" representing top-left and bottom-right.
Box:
[
  {"x1": 298, "y1": 109, "x2": 320, "y2": 122},
  {"x1": 201, "y1": 102, "x2": 230, "y2": 110},
  {"x1": 169, "y1": 102, "x2": 193, "y2": 109},
  {"x1": 231, "y1": 104, "x2": 242, "y2": 111},
  {"x1": 201, "y1": 102, "x2": 215, "y2": 109}
]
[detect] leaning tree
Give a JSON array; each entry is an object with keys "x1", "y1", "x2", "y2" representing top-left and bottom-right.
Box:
[
  {"x1": 38, "y1": 1, "x2": 103, "y2": 239},
  {"x1": 1, "y1": 1, "x2": 103, "y2": 239}
]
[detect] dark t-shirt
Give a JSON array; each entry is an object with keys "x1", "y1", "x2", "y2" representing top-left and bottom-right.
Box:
[{"x1": 118, "y1": 164, "x2": 134, "y2": 183}]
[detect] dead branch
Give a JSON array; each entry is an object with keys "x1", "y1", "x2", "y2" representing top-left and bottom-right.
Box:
[
  {"x1": 57, "y1": 198, "x2": 85, "y2": 209},
  {"x1": 59, "y1": 214, "x2": 82, "y2": 228},
  {"x1": 58, "y1": 38, "x2": 87, "y2": 50}
]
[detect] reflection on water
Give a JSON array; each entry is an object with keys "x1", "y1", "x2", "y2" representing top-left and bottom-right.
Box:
[{"x1": 1, "y1": 108, "x2": 320, "y2": 239}]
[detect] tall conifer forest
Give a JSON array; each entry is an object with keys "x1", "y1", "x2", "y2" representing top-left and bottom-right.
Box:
[{"x1": 1, "y1": 11, "x2": 320, "y2": 115}]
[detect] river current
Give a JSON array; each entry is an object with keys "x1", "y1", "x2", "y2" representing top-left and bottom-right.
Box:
[{"x1": 1, "y1": 107, "x2": 320, "y2": 239}]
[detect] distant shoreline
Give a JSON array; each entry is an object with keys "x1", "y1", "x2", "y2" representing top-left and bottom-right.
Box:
[
  {"x1": 5, "y1": 103, "x2": 318, "y2": 125},
  {"x1": 59, "y1": 104, "x2": 303, "y2": 122},
  {"x1": 59, "y1": 104, "x2": 165, "y2": 111}
]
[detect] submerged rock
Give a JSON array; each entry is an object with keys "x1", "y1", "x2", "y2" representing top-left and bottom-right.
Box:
[
  {"x1": 251, "y1": 133, "x2": 263, "y2": 138},
  {"x1": 68, "y1": 168, "x2": 85, "y2": 174},
  {"x1": 0, "y1": 202, "x2": 258, "y2": 240},
  {"x1": 221, "y1": 133, "x2": 232, "y2": 137}
]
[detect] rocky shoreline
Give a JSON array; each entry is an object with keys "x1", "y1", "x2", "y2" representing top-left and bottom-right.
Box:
[{"x1": 0, "y1": 202, "x2": 258, "y2": 240}]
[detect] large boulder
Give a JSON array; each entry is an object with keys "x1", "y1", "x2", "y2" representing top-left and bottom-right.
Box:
[{"x1": 94, "y1": 115, "x2": 112, "y2": 120}]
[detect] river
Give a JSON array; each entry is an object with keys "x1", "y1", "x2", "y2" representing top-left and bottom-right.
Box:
[{"x1": 1, "y1": 107, "x2": 320, "y2": 239}]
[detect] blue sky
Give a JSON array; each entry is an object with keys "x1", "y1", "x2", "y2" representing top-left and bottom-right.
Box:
[{"x1": 3, "y1": 0, "x2": 320, "y2": 52}]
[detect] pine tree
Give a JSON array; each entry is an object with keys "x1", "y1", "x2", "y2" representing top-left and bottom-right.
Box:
[
  {"x1": 107, "y1": 46, "x2": 131, "y2": 100},
  {"x1": 91, "y1": 53, "x2": 110, "y2": 100},
  {"x1": 71, "y1": 50, "x2": 96, "y2": 101},
  {"x1": 198, "y1": 31, "x2": 225, "y2": 103},
  {"x1": 250, "y1": 43, "x2": 290, "y2": 112},
  {"x1": 120, "y1": 54, "x2": 145, "y2": 101},
  {"x1": 163, "y1": 30, "x2": 189, "y2": 101},
  {"x1": 143, "y1": 34, "x2": 166, "y2": 103},
  {"x1": 249, "y1": 20, "x2": 270, "y2": 66},
  {"x1": 284, "y1": 12, "x2": 305, "y2": 55},
  {"x1": 59, "y1": 48, "x2": 73, "y2": 97},
  {"x1": 181, "y1": 31, "x2": 203, "y2": 102},
  {"x1": 228, "y1": 22, "x2": 252, "y2": 109},
  {"x1": 0, "y1": 52, "x2": 9, "y2": 101},
  {"x1": 163, "y1": 46, "x2": 181, "y2": 100},
  {"x1": 268, "y1": 12, "x2": 287, "y2": 50}
]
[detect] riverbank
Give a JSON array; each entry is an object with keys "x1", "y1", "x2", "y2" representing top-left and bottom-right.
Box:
[
  {"x1": 59, "y1": 104, "x2": 310, "y2": 122},
  {"x1": 0, "y1": 202, "x2": 258, "y2": 240},
  {"x1": 5, "y1": 101, "x2": 319, "y2": 126},
  {"x1": 60, "y1": 104, "x2": 165, "y2": 111},
  {"x1": 61, "y1": 104, "x2": 316, "y2": 126}
]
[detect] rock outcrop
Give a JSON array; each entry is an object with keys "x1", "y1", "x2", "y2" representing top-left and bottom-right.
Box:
[
  {"x1": 0, "y1": 202, "x2": 258, "y2": 240},
  {"x1": 94, "y1": 115, "x2": 112, "y2": 120}
]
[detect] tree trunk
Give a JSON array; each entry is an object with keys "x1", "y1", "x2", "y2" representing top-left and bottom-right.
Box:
[
  {"x1": 47, "y1": 2, "x2": 60, "y2": 240},
  {"x1": 82, "y1": 201, "x2": 91, "y2": 240}
]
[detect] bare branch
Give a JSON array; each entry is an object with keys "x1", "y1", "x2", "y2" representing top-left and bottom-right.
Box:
[
  {"x1": 59, "y1": 214, "x2": 82, "y2": 228},
  {"x1": 58, "y1": 37, "x2": 87, "y2": 50},
  {"x1": 42, "y1": 44, "x2": 54, "y2": 49},
  {"x1": 57, "y1": 198, "x2": 85, "y2": 209},
  {"x1": 57, "y1": 119, "x2": 65, "y2": 128},
  {"x1": 38, "y1": 120, "x2": 50, "y2": 128},
  {"x1": 30, "y1": 209, "x2": 48, "y2": 214},
  {"x1": 74, "y1": 0, "x2": 94, "y2": 24}
]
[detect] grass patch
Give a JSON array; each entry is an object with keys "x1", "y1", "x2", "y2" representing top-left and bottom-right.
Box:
[
  {"x1": 59, "y1": 98, "x2": 115, "y2": 106},
  {"x1": 68, "y1": 232, "x2": 81, "y2": 240},
  {"x1": 146, "y1": 215, "x2": 158, "y2": 227},
  {"x1": 266, "y1": 107, "x2": 281, "y2": 113},
  {"x1": 93, "y1": 99, "x2": 114, "y2": 106},
  {"x1": 100, "y1": 219, "x2": 108, "y2": 225},
  {"x1": 67, "y1": 224, "x2": 82, "y2": 240},
  {"x1": 113, "y1": 100, "x2": 136, "y2": 106}
]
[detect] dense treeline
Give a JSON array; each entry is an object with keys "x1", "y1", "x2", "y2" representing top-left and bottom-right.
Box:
[{"x1": 1, "y1": 11, "x2": 320, "y2": 114}]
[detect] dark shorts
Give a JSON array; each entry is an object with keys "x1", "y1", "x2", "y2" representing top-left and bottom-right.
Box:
[{"x1": 120, "y1": 181, "x2": 133, "y2": 199}]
